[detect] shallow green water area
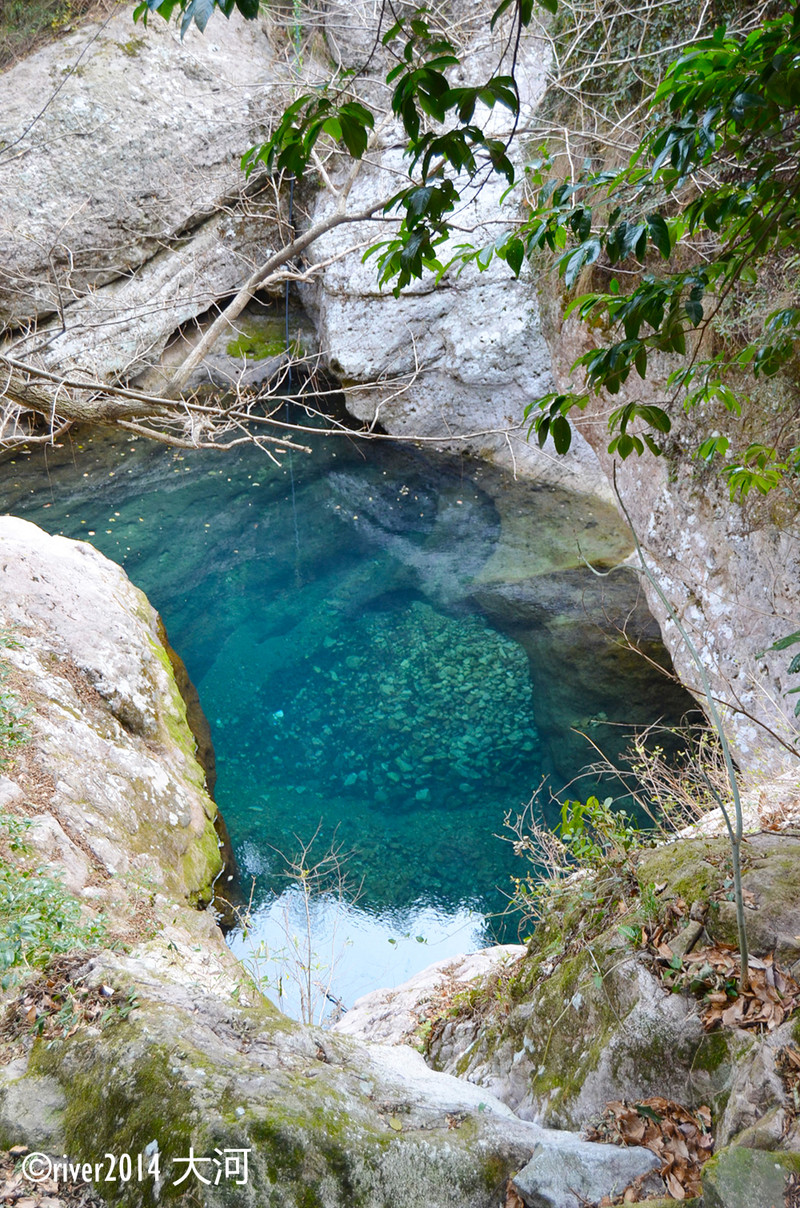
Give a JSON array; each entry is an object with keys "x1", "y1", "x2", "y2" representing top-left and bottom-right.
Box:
[{"x1": 1, "y1": 426, "x2": 693, "y2": 1001}]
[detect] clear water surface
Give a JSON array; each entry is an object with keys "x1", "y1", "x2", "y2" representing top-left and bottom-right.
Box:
[{"x1": 1, "y1": 424, "x2": 692, "y2": 1019}]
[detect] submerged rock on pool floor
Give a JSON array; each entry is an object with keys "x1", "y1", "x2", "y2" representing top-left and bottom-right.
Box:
[{"x1": 248, "y1": 599, "x2": 539, "y2": 813}]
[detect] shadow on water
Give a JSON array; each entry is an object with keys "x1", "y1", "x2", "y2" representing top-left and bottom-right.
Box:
[{"x1": 0, "y1": 420, "x2": 697, "y2": 1001}]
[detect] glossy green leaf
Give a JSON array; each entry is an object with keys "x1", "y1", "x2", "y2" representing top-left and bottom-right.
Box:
[
  {"x1": 766, "y1": 631, "x2": 800, "y2": 652},
  {"x1": 551, "y1": 415, "x2": 572, "y2": 454},
  {"x1": 647, "y1": 214, "x2": 671, "y2": 257},
  {"x1": 505, "y1": 238, "x2": 524, "y2": 277}
]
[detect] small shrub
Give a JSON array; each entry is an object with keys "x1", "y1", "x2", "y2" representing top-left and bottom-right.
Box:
[
  {"x1": 0, "y1": 859, "x2": 107, "y2": 990},
  {"x1": 0, "y1": 631, "x2": 29, "y2": 768},
  {"x1": 505, "y1": 789, "x2": 651, "y2": 942}
]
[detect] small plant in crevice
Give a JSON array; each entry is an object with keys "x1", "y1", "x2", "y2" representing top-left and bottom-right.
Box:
[
  {"x1": 495, "y1": 714, "x2": 773, "y2": 1036},
  {"x1": 0, "y1": 855, "x2": 108, "y2": 990},
  {"x1": 503, "y1": 788, "x2": 651, "y2": 948},
  {"x1": 0, "y1": 630, "x2": 30, "y2": 768}
]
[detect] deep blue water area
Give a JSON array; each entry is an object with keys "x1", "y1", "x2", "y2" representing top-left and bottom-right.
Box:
[{"x1": 1, "y1": 424, "x2": 694, "y2": 1013}]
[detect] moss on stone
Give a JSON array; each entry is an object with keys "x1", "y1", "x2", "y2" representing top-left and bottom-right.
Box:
[
  {"x1": 690, "y1": 1031, "x2": 734, "y2": 1075},
  {"x1": 35, "y1": 1032, "x2": 196, "y2": 1206},
  {"x1": 226, "y1": 319, "x2": 290, "y2": 361},
  {"x1": 702, "y1": 1145, "x2": 800, "y2": 1208},
  {"x1": 481, "y1": 1151, "x2": 511, "y2": 1196},
  {"x1": 623, "y1": 1200, "x2": 700, "y2": 1207},
  {"x1": 116, "y1": 37, "x2": 146, "y2": 56},
  {"x1": 148, "y1": 634, "x2": 206, "y2": 785},
  {"x1": 635, "y1": 839, "x2": 731, "y2": 908},
  {"x1": 183, "y1": 818, "x2": 224, "y2": 907},
  {"x1": 246, "y1": 1101, "x2": 383, "y2": 1208},
  {"x1": 512, "y1": 946, "x2": 622, "y2": 1112}
]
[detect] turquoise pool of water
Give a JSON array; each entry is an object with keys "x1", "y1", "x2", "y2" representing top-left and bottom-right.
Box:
[{"x1": 1, "y1": 425, "x2": 693, "y2": 1014}]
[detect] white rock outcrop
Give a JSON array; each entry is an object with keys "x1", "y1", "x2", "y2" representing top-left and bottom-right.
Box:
[
  {"x1": 0, "y1": 514, "x2": 223, "y2": 899},
  {"x1": 0, "y1": 7, "x2": 281, "y2": 378},
  {"x1": 334, "y1": 945, "x2": 525, "y2": 1046}
]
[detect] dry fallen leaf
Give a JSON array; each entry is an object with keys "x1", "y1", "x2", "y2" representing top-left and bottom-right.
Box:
[
  {"x1": 586, "y1": 1097, "x2": 712, "y2": 1202},
  {"x1": 653, "y1": 942, "x2": 800, "y2": 1033},
  {"x1": 504, "y1": 1182, "x2": 525, "y2": 1208}
]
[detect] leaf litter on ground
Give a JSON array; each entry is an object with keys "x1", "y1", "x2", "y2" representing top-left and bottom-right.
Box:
[
  {"x1": 585, "y1": 1096, "x2": 713, "y2": 1202},
  {"x1": 656, "y1": 940, "x2": 800, "y2": 1032},
  {"x1": 638, "y1": 900, "x2": 800, "y2": 1032}
]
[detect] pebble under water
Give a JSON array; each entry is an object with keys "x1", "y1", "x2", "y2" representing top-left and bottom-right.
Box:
[{"x1": 1, "y1": 424, "x2": 693, "y2": 1018}]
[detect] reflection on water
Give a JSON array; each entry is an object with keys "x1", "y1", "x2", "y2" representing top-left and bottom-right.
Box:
[
  {"x1": 229, "y1": 884, "x2": 485, "y2": 1026},
  {"x1": 1, "y1": 423, "x2": 694, "y2": 1012}
]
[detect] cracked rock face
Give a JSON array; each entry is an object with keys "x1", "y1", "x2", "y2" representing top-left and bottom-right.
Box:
[
  {"x1": 299, "y1": 24, "x2": 611, "y2": 499},
  {"x1": 0, "y1": 7, "x2": 278, "y2": 376},
  {"x1": 547, "y1": 320, "x2": 800, "y2": 777}
]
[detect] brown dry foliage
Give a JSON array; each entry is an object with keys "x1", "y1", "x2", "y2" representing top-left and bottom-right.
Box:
[
  {"x1": 586, "y1": 1096, "x2": 713, "y2": 1202},
  {"x1": 0, "y1": 953, "x2": 134, "y2": 1045}
]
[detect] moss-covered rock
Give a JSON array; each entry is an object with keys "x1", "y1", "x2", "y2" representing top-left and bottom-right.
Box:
[
  {"x1": 19, "y1": 991, "x2": 549, "y2": 1208},
  {"x1": 702, "y1": 1145, "x2": 800, "y2": 1208},
  {"x1": 704, "y1": 834, "x2": 800, "y2": 967},
  {"x1": 427, "y1": 828, "x2": 799, "y2": 1131},
  {"x1": 623, "y1": 1200, "x2": 700, "y2": 1208}
]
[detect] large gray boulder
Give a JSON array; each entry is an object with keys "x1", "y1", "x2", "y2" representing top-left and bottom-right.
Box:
[
  {"x1": 0, "y1": 6, "x2": 279, "y2": 377},
  {"x1": 0, "y1": 514, "x2": 223, "y2": 900},
  {"x1": 512, "y1": 1131, "x2": 663, "y2": 1208}
]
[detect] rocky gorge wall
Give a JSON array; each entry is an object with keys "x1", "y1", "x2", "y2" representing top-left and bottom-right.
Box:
[
  {"x1": 0, "y1": 520, "x2": 796, "y2": 1201},
  {"x1": 0, "y1": 2, "x2": 796, "y2": 774}
]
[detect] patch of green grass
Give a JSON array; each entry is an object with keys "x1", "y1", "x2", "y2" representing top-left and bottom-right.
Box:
[
  {"x1": 0, "y1": 0, "x2": 98, "y2": 70},
  {"x1": 0, "y1": 817, "x2": 107, "y2": 989}
]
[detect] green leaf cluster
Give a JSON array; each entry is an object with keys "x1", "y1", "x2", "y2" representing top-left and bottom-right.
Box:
[
  {"x1": 559, "y1": 795, "x2": 642, "y2": 868},
  {"x1": 0, "y1": 853, "x2": 107, "y2": 989},
  {"x1": 497, "y1": 6, "x2": 800, "y2": 494},
  {"x1": 133, "y1": 0, "x2": 258, "y2": 37},
  {"x1": 0, "y1": 631, "x2": 28, "y2": 768}
]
